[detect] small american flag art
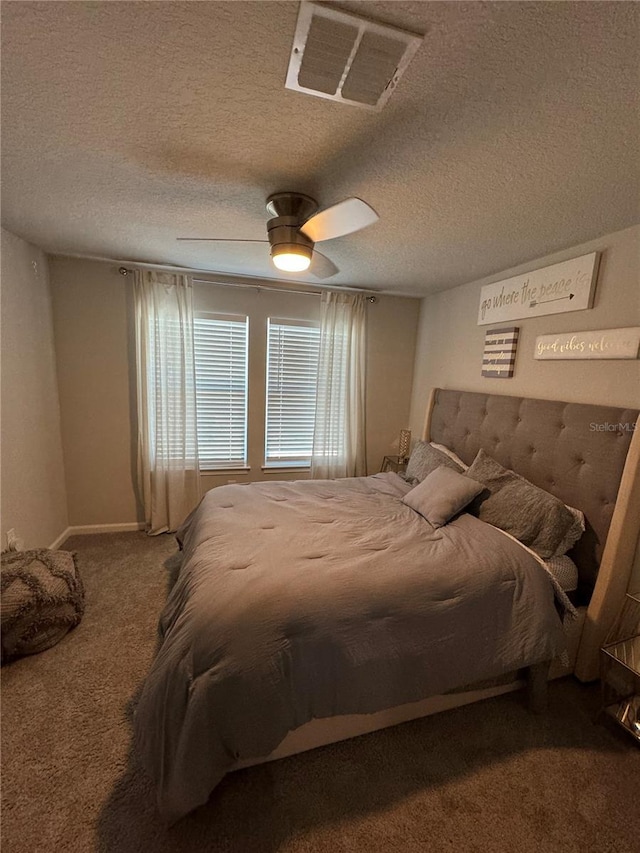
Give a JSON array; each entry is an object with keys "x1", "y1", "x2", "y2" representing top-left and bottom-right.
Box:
[{"x1": 482, "y1": 326, "x2": 519, "y2": 378}]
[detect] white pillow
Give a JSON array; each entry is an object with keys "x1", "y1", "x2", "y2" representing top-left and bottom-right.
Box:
[{"x1": 430, "y1": 442, "x2": 468, "y2": 471}]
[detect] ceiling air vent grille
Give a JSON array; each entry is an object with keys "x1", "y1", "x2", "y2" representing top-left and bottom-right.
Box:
[
  {"x1": 297, "y1": 15, "x2": 359, "y2": 96},
  {"x1": 286, "y1": 3, "x2": 423, "y2": 110}
]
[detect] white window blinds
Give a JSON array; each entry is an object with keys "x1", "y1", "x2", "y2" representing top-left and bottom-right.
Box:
[
  {"x1": 194, "y1": 314, "x2": 248, "y2": 469},
  {"x1": 265, "y1": 318, "x2": 320, "y2": 466},
  {"x1": 147, "y1": 315, "x2": 198, "y2": 462}
]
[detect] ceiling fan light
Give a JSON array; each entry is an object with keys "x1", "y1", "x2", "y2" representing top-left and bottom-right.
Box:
[{"x1": 271, "y1": 245, "x2": 312, "y2": 272}]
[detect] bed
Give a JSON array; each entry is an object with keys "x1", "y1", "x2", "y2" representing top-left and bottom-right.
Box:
[{"x1": 134, "y1": 389, "x2": 639, "y2": 823}]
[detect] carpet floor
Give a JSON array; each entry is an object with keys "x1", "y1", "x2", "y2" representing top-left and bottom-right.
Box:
[{"x1": 1, "y1": 532, "x2": 638, "y2": 853}]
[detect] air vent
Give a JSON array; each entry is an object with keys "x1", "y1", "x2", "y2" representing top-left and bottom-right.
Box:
[{"x1": 286, "y1": 3, "x2": 423, "y2": 110}]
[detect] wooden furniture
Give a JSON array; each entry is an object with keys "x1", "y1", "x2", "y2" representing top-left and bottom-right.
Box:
[{"x1": 600, "y1": 592, "x2": 640, "y2": 742}]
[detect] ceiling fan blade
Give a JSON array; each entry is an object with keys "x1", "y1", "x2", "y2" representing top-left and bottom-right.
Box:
[
  {"x1": 309, "y1": 250, "x2": 339, "y2": 279},
  {"x1": 176, "y1": 238, "x2": 269, "y2": 243},
  {"x1": 300, "y1": 198, "x2": 378, "y2": 243}
]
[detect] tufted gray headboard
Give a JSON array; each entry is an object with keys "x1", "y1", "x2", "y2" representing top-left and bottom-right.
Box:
[{"x1": 427, "y1": 389, "x2": 638, "y2": 602}]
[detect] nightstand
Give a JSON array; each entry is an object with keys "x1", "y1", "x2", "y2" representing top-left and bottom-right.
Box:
[
  {"x1": 600, "y1": 592, "x2": 640, "y2": 742},
  {"x1": 380, "y1": 455, "x2": 408, "y2": 474}
]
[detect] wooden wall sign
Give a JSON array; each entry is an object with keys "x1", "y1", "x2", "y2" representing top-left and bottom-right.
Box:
[
  {"x1": 482, "y1": 326, "x2": 519, "y2": 378},
  {"x1": 535, "y1": 327, "x2": 640, "y2": 360},
  {"x1": 477, "y1": 252, "x2": 599, "y2": 326}
]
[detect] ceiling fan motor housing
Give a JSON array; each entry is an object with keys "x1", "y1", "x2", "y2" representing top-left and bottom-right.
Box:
[
  {"x1": 267, "y1": 215, "x2": 314, "y2": 263},
  {"x1": 266, "y1": 191, "x2": 318, "y2": 221},
  {"x1": 266, "y1": 192, "x2": 318, "y2": 265}
]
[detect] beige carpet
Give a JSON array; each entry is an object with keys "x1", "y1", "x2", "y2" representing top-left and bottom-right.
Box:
[{"x1": 2, "y1": 532, "x2": 638, "y2": 853}]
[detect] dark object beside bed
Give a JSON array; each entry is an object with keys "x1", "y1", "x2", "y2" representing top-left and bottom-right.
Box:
[{"x1": 1, "y1": 549, "x2": 85, "y2": 663}]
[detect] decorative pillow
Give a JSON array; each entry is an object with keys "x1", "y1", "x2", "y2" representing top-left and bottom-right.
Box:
[
  {"x1": 465, "y1": 449, "x2": 578, "y2": 560},
  {"x1": 405, "y1": 440, "x2": 464, "y2": 483},
  {"x1": 430, "y1": 442, "x2": 469, "y2": 471},
  {"x1": 402, "y1": 466, "x2": 485, "y2": 528},
  {"x1": 544, "y1": 555, "x2": 579, "y2": 593}
]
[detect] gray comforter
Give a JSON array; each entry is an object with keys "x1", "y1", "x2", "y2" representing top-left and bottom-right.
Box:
[{"x1": 134, "y1": 473, "x2": 566, "y2": 821}]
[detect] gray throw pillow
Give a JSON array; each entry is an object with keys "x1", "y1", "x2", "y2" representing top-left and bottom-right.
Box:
[
  {"x1": 405, "y1": 440, "x2": 464, "y2": 483},
  {"x1": 402, "y1": 466, "x2": 485, "y2": 528},
  {"x1": 465, "y1": 449, "x2": 577, "y2": 560}
]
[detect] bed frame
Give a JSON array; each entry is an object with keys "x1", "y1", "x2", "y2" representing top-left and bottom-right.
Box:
[
  {"x1": 234, "y1": 388, "x2": 639, "y2": 772},
  {"x1": 423, "y1": 388, "x2": 640, "y2": 682}
]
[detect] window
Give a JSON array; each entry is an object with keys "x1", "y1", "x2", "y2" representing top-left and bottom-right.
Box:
[
  {"x1": 265, "y1": 318, "x2": 320, "y2": 466},
  {"x1": 145, "y1": 314, "x2": 198, "y2": 463},
  {"x1": 194, "y1": 314, "x2": 248, "y2": 469}
]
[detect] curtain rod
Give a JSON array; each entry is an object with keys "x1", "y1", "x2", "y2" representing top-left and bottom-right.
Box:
[
  {"x1": 192, "y1": 278, "x2": 377, "y2": 302},
  {"x1": 118, "y1": 267, "x2": 378, "y2": 302},
  {"x1": 57, "y1": 251, "x2": 420, "y2": 299},
  {"x1": 192, "y1": 278, "x2": 321, "y2": 297}
]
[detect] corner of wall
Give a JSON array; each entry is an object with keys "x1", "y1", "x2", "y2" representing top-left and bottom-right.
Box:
[{"x1": 1, "y1": 229, "x2": 69, "y2": 549}]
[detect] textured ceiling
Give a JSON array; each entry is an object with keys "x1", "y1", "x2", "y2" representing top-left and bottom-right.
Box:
[{"x1": 2, "y1": 1, "x2": 639, "y2": 295}]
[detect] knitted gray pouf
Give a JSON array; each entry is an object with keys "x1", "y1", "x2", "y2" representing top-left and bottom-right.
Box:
[{"x1": 1, "y1": 549, "x2": 85, "y2": 663}]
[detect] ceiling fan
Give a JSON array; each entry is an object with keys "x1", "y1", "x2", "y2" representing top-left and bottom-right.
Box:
[{"x1": 177, "y1": 192, "x2": 379, "y2": 279}]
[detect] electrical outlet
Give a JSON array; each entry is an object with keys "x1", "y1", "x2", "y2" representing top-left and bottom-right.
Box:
[{"x1": 6, "y1": 529, "x2": 24, "y2": 551}]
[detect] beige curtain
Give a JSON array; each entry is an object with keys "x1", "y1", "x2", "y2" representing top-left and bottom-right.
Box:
[
  {"x1": 311, "y1": 291, "x2": 367, "y2": 479},
  {"x1": 134, "y1": 270, "x2": 200, "y2": 534}
]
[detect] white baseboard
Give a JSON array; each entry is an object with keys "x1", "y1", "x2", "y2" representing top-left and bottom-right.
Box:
[
  {"x1": 49, "y1": 527, "x2": 72, "y2": 550},
  {"x1": 48, "y1": 522, "x2": 145, "y2": 549}
]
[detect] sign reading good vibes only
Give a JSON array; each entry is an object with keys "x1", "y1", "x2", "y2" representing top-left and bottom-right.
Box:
[
  {"x1": 477, "y1": 252, "x2": 599, "y2": 326},
  {"x1": 535, "y1": 327, "x2": 640, "y2": 360}
]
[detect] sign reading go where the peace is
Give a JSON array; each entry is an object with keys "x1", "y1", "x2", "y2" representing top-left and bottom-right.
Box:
[{"x1": 477, "y1": 253, "x2": 599, "y2": 326}]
